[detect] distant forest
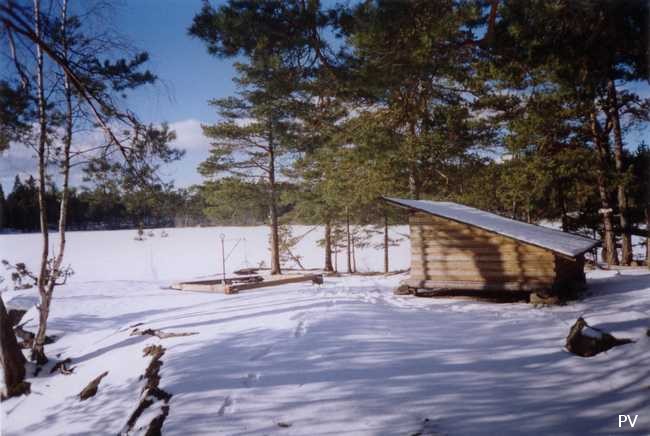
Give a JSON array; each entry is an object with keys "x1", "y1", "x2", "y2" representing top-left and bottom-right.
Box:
[{"x1": 0, "y1": 175, "x2": 341, "y2": 230}]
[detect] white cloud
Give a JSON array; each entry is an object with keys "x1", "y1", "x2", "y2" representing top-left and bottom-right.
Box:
[
  {"x1": 0, "y1": 118, "x2": 214, "y2": 192},
  {"x1": 169, "y1": 119, "x2": 211, "y2": 151}
]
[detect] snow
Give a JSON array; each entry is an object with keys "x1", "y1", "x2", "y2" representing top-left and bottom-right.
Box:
[
  {"x1": 1, "y1": 226, "x2": 649, "y2": 436},
  {"x1": 581, "y1": 326, "x2": 603, "y2": 339},
  {"x1": 384, "y1": 197, "x2": 600, "y2": 257},
  {"x1": 0, "y1": 225, "x2": 410, "y2": 283}
]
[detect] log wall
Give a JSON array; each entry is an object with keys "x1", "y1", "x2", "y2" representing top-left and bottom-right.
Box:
[{"x1": 407, "y1": 212, "x2": 573, "y2": 292}]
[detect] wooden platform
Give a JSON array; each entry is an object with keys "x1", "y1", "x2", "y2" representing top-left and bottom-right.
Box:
[{"x1": 171, "y1": 273, "x2": 324, "y2": 294}]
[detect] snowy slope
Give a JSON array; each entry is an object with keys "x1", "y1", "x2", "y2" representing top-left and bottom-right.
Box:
[{"x1": 1, "y1": 227, "x2": 649, "y2": 436}]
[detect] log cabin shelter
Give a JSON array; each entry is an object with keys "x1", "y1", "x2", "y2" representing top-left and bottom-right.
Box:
[{"x1": 383, "y1": 197, "x2": 601, "y2": 296}]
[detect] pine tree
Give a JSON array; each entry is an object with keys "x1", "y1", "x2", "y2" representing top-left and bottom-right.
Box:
[
  {"x1": 0, "y1": 183, "x2": 5, "y2": 230},
  {"x1": 487, "y1": 0, "x2": 649, "y2": 265},
  {"x1": 190, "y1": 0, "x2": 339, "y2": 274},
  {"x1": 197, "y1": 69, "x2": 301, "y2": 274}
]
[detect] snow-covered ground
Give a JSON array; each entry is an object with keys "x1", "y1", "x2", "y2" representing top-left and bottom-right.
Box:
[{"x1": 1, "y1": 226, "x2": 649, "y2": 435}]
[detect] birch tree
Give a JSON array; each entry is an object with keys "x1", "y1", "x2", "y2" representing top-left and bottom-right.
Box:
[{"x1": 1, "y1": 0, "x2": 160, "y2": 363}]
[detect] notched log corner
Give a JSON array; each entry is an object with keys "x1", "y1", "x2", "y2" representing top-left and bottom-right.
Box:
[
  {"x1": 79, "y1": 371, "x2": 109, "y2": 401},
  {"x1": 566, "y1": 317, "x2": 634, "y2": 357}
]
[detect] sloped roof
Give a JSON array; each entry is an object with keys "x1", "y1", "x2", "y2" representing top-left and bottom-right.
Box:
[{"x1": 383, "y1": 197, "x2": 600, "y2": 257}]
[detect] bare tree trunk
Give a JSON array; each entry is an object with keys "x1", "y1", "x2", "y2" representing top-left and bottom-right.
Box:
[
  {"x1": 408, "y1": 165, "x2": 420, "y2": 199},
  {"x1": 351, "y1": 231, "x2": 357, "y2": 273},
  {"x1": 346, "y1": 207, "x2": 352, "y2": 273},
  {"x1": 383, "y1": 211, "x2": 389, "y2": 273},
  {"x1": 324, "y1": 220, "x2": 333, "y2": 272},
  {"x1": 0, "y1": 296, "x2": 28, "y2": 400},
  {"x1": 590, "y1": 112, "x2": 619, "y2": 266},
  {"x1": 608, "y1": 79, "x2": 633, "y2": 265},
  {"x1": 558, "y1": 180, "x2": 569, "y2": 232},
  {"x1": 42, "y1": 0, "x2": 72, "y2": 339},
  {"x1": 408, "y1": 121, "x2": 421, "y2": 200},
  {"x1": 32, "y1": 0, "x2": 50, "y2": 364},
  {"x1": 268, "y1": 125, "x2": 281, "y2": 275},
  {"x1": 646, "y1": 206, "x2": 649, "y2": 269}
]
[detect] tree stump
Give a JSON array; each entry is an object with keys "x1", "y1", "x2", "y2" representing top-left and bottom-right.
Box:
[{"x1": 0, "y1": 297, "x2": 30, "y2": 401}]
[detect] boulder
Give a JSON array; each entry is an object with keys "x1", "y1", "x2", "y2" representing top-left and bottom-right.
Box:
[
  {"x1": 565, "y1": 317, "x2": 633, "y2": 357},
  {"x1": 530, "y1": 292, "x2": 560, "y2": 305},
  {"x1": 394, "y1": 284, "x2": 413, "y2": 295}
]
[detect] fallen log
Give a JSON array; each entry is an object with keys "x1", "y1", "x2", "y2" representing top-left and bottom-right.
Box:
[
  {"x1": 566, "y1": 318, "x2": 634, "y2": 357},
  {"x1": 234, "y1": 267, "x2": 259, "y2": 275},
  {"x1": 120, "y1": 345, "x2": 172, "y2": 435},
  {"x1": 130, "y1": 327, "x2": 198, "y2": 339},
  {"x1": 79, "y1": 371, "x2": 108, "y2": 401}
]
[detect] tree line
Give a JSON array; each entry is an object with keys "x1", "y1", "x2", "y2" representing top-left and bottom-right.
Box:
[{"x1": 188, "y1": 0, "x2": 650, "y2": 274}]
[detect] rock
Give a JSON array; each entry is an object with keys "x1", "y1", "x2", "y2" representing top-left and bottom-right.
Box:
[
  {"x1": 394, "y1": 284, "x2": 413, "y2": 295},
  {"x1": 529, "y1": 292, "x2": 560, "y2": 305},
  {"x1": 79, "y1": 371, "x2": 108, "y2": 401},
  {"x1": 7, "y1": 309, "x2": 26, "y2": 327},
  {"x1": 565, "y1": 317, "x2": 633, "y2": 357}
]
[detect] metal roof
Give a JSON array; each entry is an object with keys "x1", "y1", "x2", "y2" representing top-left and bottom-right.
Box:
[{"x1": 383, "y1": 197, "x2": 600, "y2": 257}]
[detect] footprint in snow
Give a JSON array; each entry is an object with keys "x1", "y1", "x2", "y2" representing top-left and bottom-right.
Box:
[
  {"x1": 242, "y1": 372, "x2": 260, "y2": 387},
  {"x1": 217, "y1": 395, "x2": 235, "y2": 416},
  {"x1": 290, "y1": 312, "x2": 305, "y2": 321},
  {"x1": 293, "y1": 320, "x2": 307, "y2": 338},
  {"x1": 249, "y1": 345, "x2": 273, "y2": 361}
]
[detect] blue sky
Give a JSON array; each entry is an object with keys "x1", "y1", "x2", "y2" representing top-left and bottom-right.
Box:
[
  {"x1": 0, "y1": 0, "x2": 234, "y2": 192},
  {"x1": 115, "y1": 0, "x2": 234, "y2": 124},
  {"x1": 114, "y1": 0, "x2": 236, "y2": 187}
]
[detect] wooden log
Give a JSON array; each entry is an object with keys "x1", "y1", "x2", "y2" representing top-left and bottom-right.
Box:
[
  {"x1": 409, "y1": 235, "x2": 551, "y2": 251},
  {"x1": 411, "y1": 245, "x2": 553, "y2": 256},
  {"x1": 173, "y1": 274, "x2": 323, "y2": 294},
  {"x1": 405, "y1": 278, "x2": 554, "y2": 292},
  {"x1": 410, "y1": 253, "x2": 550, "y2": 262},
  {"x1": 227, "y1": 274, "x2": 324, "y2": 293},
  {"x1": 410, "y1": 264, "x2": 557, "y2": 276},
  {"x1": 410, "y1": 266, "x2": 556, "y2": 277},
  {"x1": 410, "y1": 270, "x2": 557, "y2": 281},
  {"x1": 409, "y1": 270, "x2": 556, "y2": 282},
  {"x1": 410, "y1": 258, "x2": 556, "y2": 270}
]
